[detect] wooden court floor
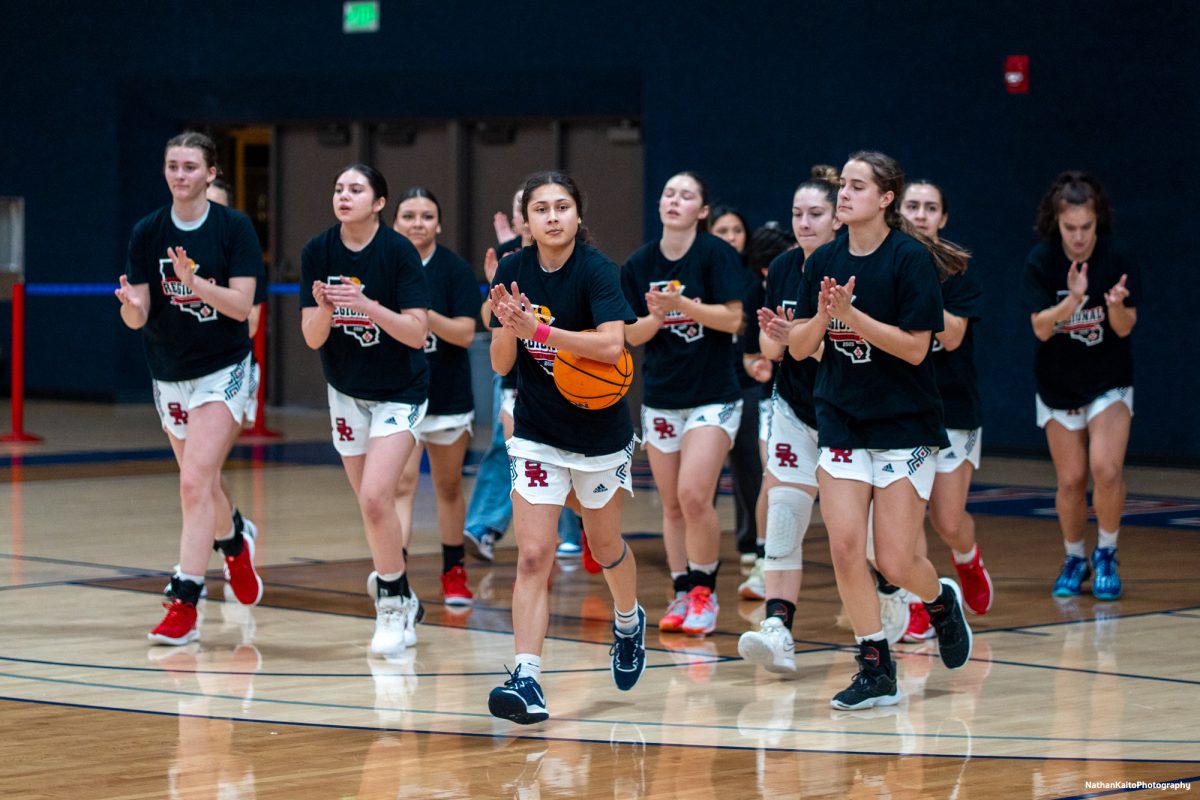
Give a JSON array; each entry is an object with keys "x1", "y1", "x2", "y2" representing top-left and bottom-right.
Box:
[{"x1": 2, "y1": 401, "x2": 1199, "y2": 799}]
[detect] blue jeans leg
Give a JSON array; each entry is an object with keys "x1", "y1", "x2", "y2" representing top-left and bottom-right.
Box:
[{"x1": 464, "y1": 374, "x2": 513, "y2": 537}]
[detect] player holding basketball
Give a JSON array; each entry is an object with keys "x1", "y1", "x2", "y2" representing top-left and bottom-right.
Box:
[
  {"x1": 738, "y1": 166, "x2": 843, "y2": 674},
  {"x1": 487, "y1": 170, "x2": 646, "y2": 724},
  {"x1": 391, "y1": 187, "x2": 480, "y2": 607},
  {"x1": 116, "y1": 131, "x2": 264, "y2": 645},
  {"x1": 622, "y1": 172, "x2": 745, "y2": 637},
  {"x1": 300, "y1": 164, "x2": 431, "y2": 655},
  {"x1": 1023, "y1": 172, "x2": 1138, "y2": 600},
  {"x1": 788, "y1": 151, "x2": 973, "y2": 709},
  {"x1": 897, "y1": 180, "x2": 994, "y2": 640}
]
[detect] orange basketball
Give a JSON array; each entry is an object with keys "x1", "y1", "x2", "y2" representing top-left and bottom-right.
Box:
[{"x1": 553, "y1": 347, "x2": 634, "y2": 410}]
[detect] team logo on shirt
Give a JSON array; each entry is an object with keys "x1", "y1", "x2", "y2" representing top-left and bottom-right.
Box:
[
  {"x1": 649, "y1": 280, "x2": 704, "y2": 343},
  {"x1": 424, "y1": 333, "x2": 438, "y2": 353},
  {"x1": 827, "y1": 304, "x2": 871, "y2": 364},
  {"x1": 328, "y1": 276, "x2": 381, "y2": 347},
  {"x1": 931, "y1": 338, "x2": 945, "y2": 353},
  {"x1": 520, "y1": 303, "x2": 558, "y2": 375},
  {"x1": 1054, "y1": 292, "x2": 1105, "y2": 346},
  {"x1": 159, "y1": 258, "x2": 217, "y2": 322}
]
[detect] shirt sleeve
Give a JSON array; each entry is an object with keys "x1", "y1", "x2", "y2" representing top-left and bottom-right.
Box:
[
  {"x1": 449, "y1": 256, "x2": 484, "y2": 318},
  {"x1": 488, "y1": 256, "x2": 516, "y2": 329},
  {"x1": 227, "y1": 213, "x2": 264, "y2": 279},
  {"x1": 1021, "y1": 246, "x2": 1058, "y2": 316},
  {"x1": 707, "y1": 238, "x2": 748, "y2": 304},
  {"x1": 125, "y1": 220, "x2": 151, "y2": 285},
  {"x1": 741, "y1": 277, "x2": 764, "y2": 353},
  {"x1": 299, "y1": 238, "x2": 320, "y2": 310},
  {"x1": 620, "y1": 254, "x2": 650, "y2": 317},
  {"x1": 943, "y1": 265, "x2": 984, "y2": 321},
  {"x1": 394, "y1": 240, "x2": 431, "y2": 311},
  {"x1": 896, "y1": 245, "x2": 944, "y2": 333},
  {"x1": 795, "y1": 253, "x2": 819, "y2": 319},
  {"x1": 589, "y1": 255, "x2": 637, "y2": 325}
]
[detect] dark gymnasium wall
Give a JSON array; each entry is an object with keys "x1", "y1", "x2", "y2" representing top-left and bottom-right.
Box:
[{"x1": 1, "y1": 1, "x2": 1196, "y2": 463}]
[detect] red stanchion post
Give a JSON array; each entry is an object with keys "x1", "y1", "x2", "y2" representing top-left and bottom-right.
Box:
[
  {"x1": 2, "y1": 282, "x2": 43, "y2": 443},
  {"x1": 241, "y1": 300, "x2": 281, "y2": 440}
]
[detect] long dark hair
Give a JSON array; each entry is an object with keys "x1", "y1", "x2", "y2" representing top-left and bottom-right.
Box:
[
  {"x1": 1034, "y1": 171, "x2": 1112, "y2": 241},
  {"x1": 336, "y1": 163, "x2": 389, "y2": 221},
  {"x1": 520, "y1": 170, "x2": 592, "y2": 244},
  {"x1": 394, "y1": 186, "x2": 442, "y2": 225},
  {"x1": 847, "y1": 150, "x2": 969, "y2": 278}
]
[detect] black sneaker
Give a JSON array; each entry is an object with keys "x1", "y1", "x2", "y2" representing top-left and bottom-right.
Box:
[
  {"x1": 926, "y1": 577, "x2": 973, "y2": 670},
  {"x1": 489, "y1": 665, "x2": 549, "y2": 724},
  {"x1": 610, "y1": 606, "x2": 646, "y2": 691},
  {"x1": 830, "y1": 644, "x2": 900, "y2": 710}
]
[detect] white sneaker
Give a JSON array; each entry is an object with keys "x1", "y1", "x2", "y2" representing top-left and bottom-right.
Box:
[
  {"x1": 463, "y1": 528, "x2": 495, "y2": 562},
  {"x1": 737, "y1": 558, "x2": 766, "y2": 600},
  {"x1": 879, "y1": 588, "x2": 911, "y2": 645},
  {"x1": 371, "y1": 595, "x2": 409, "y2": 655},
  {"x1": 401, "y1": 591, "x2": 420, "y2": 647},
  {"x1": 680, "y1": 586, "x2": 720, "y2": 636},
  {"x1": 737, "y1": 616, "x2": 796, "y2": 674}
]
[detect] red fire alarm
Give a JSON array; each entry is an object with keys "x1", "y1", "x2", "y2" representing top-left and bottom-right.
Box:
[{"x1": 1005, "y1": 55, "x2": 1029, "y2": 94}]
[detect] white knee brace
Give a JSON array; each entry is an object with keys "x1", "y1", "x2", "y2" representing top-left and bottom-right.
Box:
[{"x1": 763, "y1": 486, "x2": 813, "y2": 571}]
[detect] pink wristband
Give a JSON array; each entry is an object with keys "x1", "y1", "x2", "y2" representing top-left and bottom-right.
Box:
[{"x1": 533, "y1": 322, "x2": 552, "y2": 343}]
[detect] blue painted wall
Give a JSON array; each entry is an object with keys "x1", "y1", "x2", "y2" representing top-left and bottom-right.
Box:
[{"x1": 1, "y1": 1, "x2": 1196, "y2": 461}]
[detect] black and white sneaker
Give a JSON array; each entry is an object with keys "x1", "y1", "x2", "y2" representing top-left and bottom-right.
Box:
[
  {"x1": 926, "y1": 577, "x2": 973, "y2": 669},
  {"x1": 610, "y1": 606, "x2": 646, "y2": 691},
  {"x1": 489, "y1": 665, "x2": 549, "y2": 724},
  {"x1": 830, "y1": 642, "x2": 900, "y2": 710}
]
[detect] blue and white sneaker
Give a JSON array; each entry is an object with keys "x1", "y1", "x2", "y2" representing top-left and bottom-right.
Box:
[
  {"x1": 1091, "y1": 547, "x2": 1123, "y2": 600},
  {"x1": 1052, "y1": 554, "x2": 1091, "y2": 596},
  {"x1": 488, "y1": 665, "x2": 549, "y2": 724},
  {"x1": 556, "y1": 541, "x2": 583, "y2": 558},
  {"x1": 463, "y1": 528, "x2": 496, "y2": 562},
  {"x1": 611, "y1": 606, "x2": 646, "y2": 691}
]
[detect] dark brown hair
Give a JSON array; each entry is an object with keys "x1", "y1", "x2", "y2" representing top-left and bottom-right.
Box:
[
  {"x1": 164, "y1": 131, "x2": 218, "y2": 171},
  {"x1": 1034, "y1": 171, "x2": 1112, "y2": 240},
  {"x1": 520, "y1": 170, "x2": 591, "y2": 244},
  {"x1": 847, "y1": 150, "x2": 969, "y2": 278},
  {"x1": 904, "y1": 179, "x2": 948, "y2": 215},
  {"x1": 394, "y1": 186, "x2": 442, "y2": 225},
  {"x1": 335, "y1": 163, "x2": 389, "y2": 221},
  {"x1": 669, "y1": 171, "x2": 711, "y2": 232},
  {"x1": 796, "y1": 164, "x2": 840, "y2": 207}
]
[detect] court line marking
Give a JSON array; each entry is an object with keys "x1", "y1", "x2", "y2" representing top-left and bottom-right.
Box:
[
  {"x1": 2, "y1": 672, "x2": 1198, "y2": 752},
  {"x1": 891, "y1": 646, "x2": 1200, "y2": 687}
]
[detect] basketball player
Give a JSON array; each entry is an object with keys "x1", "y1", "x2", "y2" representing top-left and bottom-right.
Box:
[
  {"x1": 1022, "y1": 172, "x2": 1138, "y2": 600},
  {"x1": 787, "y1": 151, "x2": 974, "y2": 709},
  {"x1": 487, "y1": 171, "x2": 645, "y2": 724},
  {"x1": 300, "y1": 164, "x2": 430, "y2": 655},
  {"x1": 738, "y1": 166, "x2": 844, "y2": 674},
  {"x1": 897, "y1": 180, "x2": 993, "y2": 640},
  {"x1": 116, "y1": 131, "x2": 264, "y2": 645},
  {"x1": 391, "y1": 187, "x2": 479, "y2": 607},
  {"x1": 622, "y1": 172, "x2": 745, "y2": 637}
]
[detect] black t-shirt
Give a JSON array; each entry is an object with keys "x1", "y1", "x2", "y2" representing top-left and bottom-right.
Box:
[
  {"x1": 741, "y1": 272, "x2": 777, "y2": 401},
  {"x1": 933, "y1": 262, "x2": 984, "y2": 430},
  {"x1": 496, "y1": 236, "x2": 522, "y2": 258},
  {"x1": 1021, "y1": 237, "x2": 1140, "y2": 409},
  {"x1": 621, "y1": 232, "x2": 745, "y2": 408},
  {"x1": 798, "y1": 230, "x2": 948, "y2": 449},
  {"x1": 300, "y1": 225, "x2": 431, "y2": 403},
  {"x1": 766, "y1": 249, "x2": 819, "y2": 428},
  {"x1": 731, "y1": 267, "x2": 761, "y2": 391},
  {"x1": 422, "y1": 246, "x2": 481, "y2": 415},
  {"x1": 125, "y1": 203, "x2": 261, "y2": 382},
  {"x1": 490, "y1": 242, "x2": 636, "y2": 456}
]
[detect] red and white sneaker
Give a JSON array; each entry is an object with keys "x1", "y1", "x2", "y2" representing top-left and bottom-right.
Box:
[
  {"x1": 902, "y1": 601, "x2": 935, "y2": 643},
  {"x1": 148, "y1": 598, "x2": 200, "y2": 645},
  {"x1": 441, "y1": 565, "x2": 474, "y2": 607},
  {"x1": 953, "y1": 548, "x2": 994, "y2": 615},
  {"x1": 223, "y1": 529, "x2": 263, "y2": 606},
  {"x1": 659, "y1": 592, "x2": 689, "y2": 632},
  {"x1": 681, "y1": 586, "x2": 720, "y2": 636}
]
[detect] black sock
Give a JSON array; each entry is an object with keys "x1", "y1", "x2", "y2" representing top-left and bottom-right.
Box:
[
  {"x1": 873, "y1": 567, "x2": 900, "y2": 595},
  {"x1": 859, "y1": 637, "x2": 893, "y2": 674},
  {"x1": 672, "y1": 573, "x2": 692, "y2": 595},
  {"x1": 232, "y1": 507, "x2": 245, "y2": 535},
  {"x1": 442, "y1": 544, "x2": 465, "y2": 574},
  {"x1": 755, "y1": 542, "x2": 766, "y2": 559},
  {"x1": 924, "y1": 582, "x2": 953, "y2": 619},
  {"x1": 688, "y1": 566, "x2": 718, "y2": 591},
  {"x1": 376, "y1": 573, "x2": 411, "y2": 599},
  {"x1": 169, "y1": 575, "x2": 204, "y2": 605},
  {"x1": 765, "y1": 598, "x2": 796, "y2": 631},
  {"x1": 213, "y1": 529, "x2": 244, "y2": 557},
  {"x1": 402, "y1": 547, "x2": 409, "y2": 561}
]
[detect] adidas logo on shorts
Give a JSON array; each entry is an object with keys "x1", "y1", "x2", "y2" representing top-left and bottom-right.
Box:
[
  {"x1": 946, "y1": 451, "x2": 956, "y2": 459},
  {"x1": 385, "y1": 417, "x2": 398, "y2": 425},
  {"x1": 592, "y1": 483, "x2": 608, "y2": 493},
  {"x1": 882, "y1": 464, "x2": 894, "y2": 473}
]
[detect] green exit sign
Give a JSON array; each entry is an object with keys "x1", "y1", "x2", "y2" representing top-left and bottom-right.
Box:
[{"x1": 343, "y1": 1, "x2": 380, "y2": 33}]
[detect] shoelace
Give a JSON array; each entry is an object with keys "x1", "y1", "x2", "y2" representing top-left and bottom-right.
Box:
[
  {"x1": 689, "y1": 591, "x2": 714, "y2": 615},
  {"x1": 610, "y1": 634, "x2": 642, "y2": 669}
]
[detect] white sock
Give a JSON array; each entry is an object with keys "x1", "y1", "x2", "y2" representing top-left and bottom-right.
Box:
[
  {"x1": 952, "y1": 544, "x2": 978, "y2": 565},
  {"x1": 1098, "y1": 528, "x2": 1119, "y2": 550},
  {"x1": 855, "y1": 630, "x2": 886, "y2": 644},
  {"x1": 1065, "y1": 540, "x2": 1086, "y2": 558},
  {"x1": 514, "y1": 653, "x2": 541, "y2": 680},
  {"x1": 689, "y1": 560, "x2": 720, "y2": 574},
  {"x1": 175, "y1": 570, "x2": 205, "y2": 586},
  {"x1": 614, "y1": 604, "x2": 640, "y2": 635}
]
